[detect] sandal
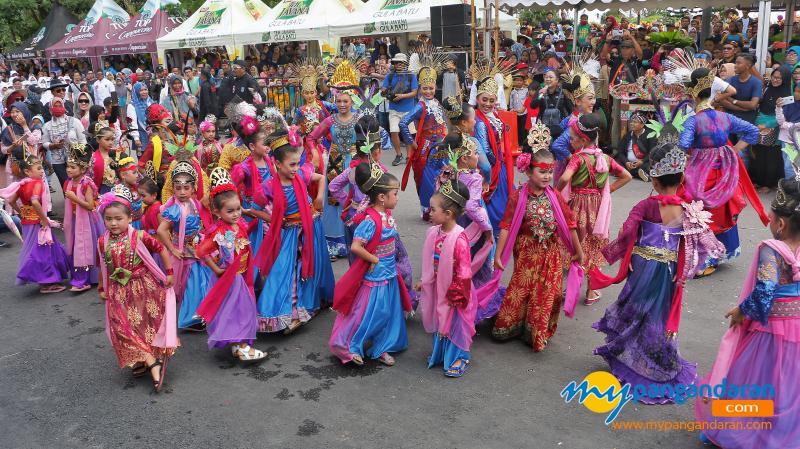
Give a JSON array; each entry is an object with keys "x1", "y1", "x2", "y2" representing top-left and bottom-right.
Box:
[
  {"x1": 40, "y1": 284, "x2": 66, "y2": 294},
  {"x1": 350, "y1": 354, "x2": 364, "y2": 365},
  {"x1": 695, "y1": 266, "x2": 717, "y2": 278},
  {"x1": 584, "y1": 291, "x2": 602, "y2": 305},
  {"x1": 147, "y1": 360, "x2": 163, "y2": 392},
  {"x1": 283, "y1": 320, "x2": 302, "y2": 336},
  {"x1": 378, "y1": 353, "x2": 395, "y2": 366},
  {"x1": 131, "y1": 362, "x2": 147, "y2": 378},
  {"x1": 69, "y1": 285, "x2": 92, "y2": 293},
  {"x1": 234, "y1": 344, "x2": 267, "y2": 365},
  {"x1": 445, "y1": 359, "x2": 470, "y2": 378}
]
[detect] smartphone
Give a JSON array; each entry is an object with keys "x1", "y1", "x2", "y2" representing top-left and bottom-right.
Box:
[
  {"x1": 110, "y1": 91, "x2": 118, "y2": 104},
  {"x1": 782, "y1": 96, "x2": 795, "y2": 105}
]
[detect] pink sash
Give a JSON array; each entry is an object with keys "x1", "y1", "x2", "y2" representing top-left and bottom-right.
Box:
[
  {"x1": 99, "y1": 226, "x2": 179, "y2": 350},
  {"x1": 63, "y1": 176, "x2": 99, "y2": 268},
  {"x1": 419, "y1": 225, "x2": 477, "y2": 351},
  {"x1": 0, "y1": 177, "x2": 55, "y2": 243},
  {"x1": 577, "y1": 147, "x2": 612, "y2": 238}
]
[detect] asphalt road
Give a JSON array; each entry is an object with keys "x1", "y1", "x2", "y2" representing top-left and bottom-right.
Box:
[{"x1": 0, "y1": 154, "x2": 773, "y2": 449}]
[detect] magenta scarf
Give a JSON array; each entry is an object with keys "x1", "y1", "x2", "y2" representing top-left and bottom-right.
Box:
[
  {"x1": 63, "y1": 176, "x2": 100, "y2": 268},
  {"x1": 419, "y1": 225, "x2": 477, "y2": 352},
  {"x1": 99, "y1": 226, "x2": 179, "y2": 350},
  {"x1": 475, "y1": 184, "x2": 584, "y2": 317}
]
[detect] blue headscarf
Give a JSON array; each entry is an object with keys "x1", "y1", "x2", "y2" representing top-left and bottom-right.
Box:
[
  {"x1": 1, "y1": 101, "x2": 38, "y2": 147},
  {"x1": 131, "y1": 81, "x2": 154, "y2": 146}
]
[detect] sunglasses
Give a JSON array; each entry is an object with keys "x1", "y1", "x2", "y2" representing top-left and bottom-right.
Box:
[{"x1": 78, "y1": 99, "x2": 90, "y2": 104}]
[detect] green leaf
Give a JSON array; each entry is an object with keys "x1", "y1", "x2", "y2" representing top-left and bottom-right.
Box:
[
  {"x1": 370, "y1": 93, "x2": 384, "y2": 107},
  {"x1": 782, "y1": 142, "x2": 799, "y2": 163}
]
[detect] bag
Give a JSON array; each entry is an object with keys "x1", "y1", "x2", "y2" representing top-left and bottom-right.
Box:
[
  {"x1": 541, "y1": 91, "x2": 563, "y2": 128},
  {"x1": 758, "y1": 127, "x2": 778, "y2": 146}
]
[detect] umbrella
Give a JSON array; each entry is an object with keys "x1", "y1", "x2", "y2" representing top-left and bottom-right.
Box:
[{"x1": 0, "y1": 199, "x2": 22, "y2": 241}]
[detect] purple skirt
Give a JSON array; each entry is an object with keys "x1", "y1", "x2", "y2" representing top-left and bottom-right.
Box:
[
  {"x1": 206, "y1": 273, "x2": 258, "y2": 350},
  {"x1": 17, "y1": 224, "x2": 69, "y2": 286}
]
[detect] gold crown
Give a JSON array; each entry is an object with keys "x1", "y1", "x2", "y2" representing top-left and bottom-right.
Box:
[
  {"x1": 266, "y1": 134, "x2": 290, "y2": 149},
  {"x1": 209, "y1": 167, "x2": 233, "y2": 189},
  {"x1": 527, "y1": 122, "x2": 552, "y2": 153},
  {"x1": 470, "y1": 60, "x2": 512, "y2": 98},
  {"x1": 417, "y1": 47, "x2": 447, "y2": 87},
  {"x1": 418, "y1": 66, "x2": 437, "y2": 87},
  {"x1": 689, "y1": 68, "x2": 716, "y2": 98},
  {"x1": 67, "y1": 143, "x2": 91, "y2": 167},
  {"x1": 110, "y1": 184, "x2": 135, "y2": 204},
  {"x1": 444, "y1": 96, "x2": 463, "y2": 119},
  {"x1": 439, "y1": 179, "x2": 467, "y2": 208},
  {"x1": 329, "y1": 58, "x2": 362, "y2": 90}
]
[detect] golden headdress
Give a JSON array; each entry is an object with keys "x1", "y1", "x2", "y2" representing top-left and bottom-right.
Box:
[
  {"x1": 291, "y1": 58, "x2": 325, "y2": 93},
  {"x1": 417, "y1": 46, "x2": 448, "y2": 88},
  {"x1": 328, "y1": 58, "x2": 363, "y2": 91},
  {"x1": 527, "y1": 122, "x2": 552, "y2": 153},
  {"x1": 562, "y1": 51, "x2": 599, "y2": 100},
  {"x1": 67, "y1": 143, "x2": 92, "y2": 168},
  {"x1": 362, "y1": 159, "x2": 390, "y2": 192},
  {"x1": 470, "y1": 59, "x2": 513, "y2": 98}
]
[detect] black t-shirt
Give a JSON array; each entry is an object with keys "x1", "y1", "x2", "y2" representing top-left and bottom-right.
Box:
[{"x1": 609, "y1": 56, "x2": 641, "y2": 86}]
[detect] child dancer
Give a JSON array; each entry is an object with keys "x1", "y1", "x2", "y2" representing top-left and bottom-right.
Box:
[
  {"x1": 330, "y1": 162, "x2": 412, "y2": 365},
  {"x1": 591, "y1": 135, "x2": 725, "y2": 404},
  {"x1": 63, "y1": 144, "x2": 103, "y2": 292},
  {"x1": 138, "y1": 177, "x2": 161, "y2": 237},
  {"x1": 231, "y1": 116, "x2": 272, "y2": 265},
  {"x1": 556, "y1": 113, "x2": 632, "y2": 304},
  {"x1": 487, "y1": 129, "x2": 585, "y2": 351},
  {"x1": 116, "y1": 156, "x2": 143, "y2": 229},
  {"x1": 196, "y1": 115, "x2": 222, "y2": 175},
  {"x1": 417, "y1": 168, "x2": 476, "y2": 377},
  {"x1": 97, "y1": 185, "x2": 178, "y2": 393},
  {"x1": 695, "y1": 176, "x2": 800, "y2": 448},
  {"x1": 0, "y1": 152, "x2": 69, "y2": 293},
  {"x1": 194, "y1": 168, "x2": 267, "y2": 364},
  {"x1": 89, "y1": 126, "x2": 124, "y2": 194},
  {"x1": 399, "y1": 54, "x2": 447, "y2": 218},
  {"x1": 157, "y1": 161, "x2": 212, "y2": 330},
  {"x1": 253, "y1": 130, "x2": 335, "y2": 334}
]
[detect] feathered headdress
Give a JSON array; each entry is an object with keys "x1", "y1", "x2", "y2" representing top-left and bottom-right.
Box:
[
  {"x1": 291, "y1": 58, "x2": 325, "y2": 93},
  {"x1": 562, "y1": 51, "x2": 599, "y2": 100},
  {"x1": 224, "y1": 96, "x2": 257, "y2": 124},
  {"x1": 469, "y1": 59, "x2": 513, "y2": 98},
  {"x1": 663, "y1": 48, "x2": 715, "y2": 98},
  {"x1": 417, "y1": 46, "x2": 448, "y2": 88}
]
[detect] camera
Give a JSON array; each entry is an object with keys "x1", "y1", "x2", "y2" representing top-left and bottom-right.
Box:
[{"x1": 611, "y1": 29, "x2": 624, "y2": 41}]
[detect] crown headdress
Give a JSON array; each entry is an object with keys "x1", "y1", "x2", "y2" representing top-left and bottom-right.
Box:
[
  {"x1": 291, "y1": 59, "x2": 324, "y2": 93},
  {"x1": 209, "y1": 167, "x2": 237, "y2": 200},
  {"x1": 444, "y1": 96, "x2": 463, "y2": 119},
  {"x1": 67, "y1": 143, "x2": 91, "y2": 168},
  {"x1": 527, "y1": 122, "x2": 552, "y2": 153},
  {"x1": 361, "y1": 160, "x2": 390, "y2": 192},
  {"x1": 328, "y1": 58, "x2": 363, "y2": 91},
  {"x1": 142, "y1": 160, "x2": 157, "y2": 183},
  {"x1": 110, "y1": 184, "x2": 135, "y2": 204},
  {"x1": 649, "y1": 147, "x2": 687, "y2": 178},
  {"x1": 417, "y1": 46, "x2": 447, "y2": 88},
  {"x1": 470, "y1": 59, "x2": 513, "y2": 98},
  {"x1": 562, "y1": 51, "x2": 599, "y2": 100},
  {"x1": 171, "y1": 160, "x2": 197, "y2": 184}
]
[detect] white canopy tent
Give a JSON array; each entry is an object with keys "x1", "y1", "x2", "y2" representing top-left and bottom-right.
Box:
[
  {"x1": 156, "y1": 0, "x2": 270, "y2": 63},
  {"x1": 237, "y1": 0, "x2": 365, "y2": 45},
  {"x1": 328, "y1": 0, "x2": 518, "y2": 38}
]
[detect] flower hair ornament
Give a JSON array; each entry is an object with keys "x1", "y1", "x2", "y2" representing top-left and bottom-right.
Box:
[
  {"x1": 199, "y1": 115, "x2": 217, "y2": 133},
  {"x1": 209, "y1": 167, "x2": 237, "y2": 200},
  {"x1": 240, "y1": 115, "x2": 260, "y2": 137}
]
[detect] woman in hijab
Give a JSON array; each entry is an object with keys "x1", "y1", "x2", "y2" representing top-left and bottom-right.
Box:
[
  {"x1": 160, "y1": 74, "x2": 189, "y2": 122},
  {"x1": 1, "y1": 101, "x2": 42, "y2": 182},
  {"x1": 749, "y1": 65, "x2": 791, "y2": 191},
  {"x1": 126, "y1": 81, "x2": 153, "y2": 155},
  {"x1": 42, "y1": 96, "x2": 86, "y2": 194},
  {"x1": 74, "y1": 91, "x2": 93, "y2": 129}
]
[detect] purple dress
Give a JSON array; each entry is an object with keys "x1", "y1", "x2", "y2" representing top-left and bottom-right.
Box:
[
  {"x1": 593, "y1": 208, "x2": 697, "y2": 404},
  {"x1": 15, "y1": 179, "x2": 69, "y2": 286}
]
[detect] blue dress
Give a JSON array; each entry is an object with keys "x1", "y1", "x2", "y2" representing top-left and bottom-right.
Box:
[
  {"x1": 256, "y1": 180, "x2": 335, "y2": 332},
  {"x1": 475, "y1": 115, "x2": 509, "y2": 234},
  {"x1": 162, "y1": 202, "x2": 213, "y2": 329},
  {"x1": 328, "y1": 214, "x2": 408, "y2": 362}
]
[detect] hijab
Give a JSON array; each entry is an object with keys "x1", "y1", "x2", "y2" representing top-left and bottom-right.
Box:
[
  {"x1": 1, "y1": 101, "x2": 38, "y2": 147},
  {"x1": 131, "y1": 81, "x2": 154, "y2": 144},
  {"x1": 761, "y1": 65, "x2": 792, "y2": 115}
]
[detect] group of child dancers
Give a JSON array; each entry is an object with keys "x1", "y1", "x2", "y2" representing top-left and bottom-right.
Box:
[{"x1": 1, "y1": 55, "x2": 796, "y2": 448}]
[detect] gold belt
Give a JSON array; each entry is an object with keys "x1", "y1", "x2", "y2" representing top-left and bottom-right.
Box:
[{"x1": 632, "y1": 245, "x2": 677, "y2": 263}]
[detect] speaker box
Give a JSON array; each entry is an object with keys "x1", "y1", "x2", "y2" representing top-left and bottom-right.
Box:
[{"x1": 431, "y1": 24, "x2": 472, "y2": 48}]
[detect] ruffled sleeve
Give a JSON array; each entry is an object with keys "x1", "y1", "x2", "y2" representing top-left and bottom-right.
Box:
[
  {"x1": 329, "y1": 168, "x2": 351, "y2": 205},
  {"x1": 446, "y1": 232, "x2": 473, "y2": 308},
  {"x1": 739, "y1": 246, "x2": 780, "y2": 325},
  {"x1": 462, "y1": 172, "x2": 491, "y2": 231},
  {"x1": 678, "y1": 115, "x2": 696, "y2": 150},
  {"x1": 353, "y1": 217, "x2": 377, "y2": 244},
  {"x1": 161, "y1": 203, "x2": 181, "y2": 225}
]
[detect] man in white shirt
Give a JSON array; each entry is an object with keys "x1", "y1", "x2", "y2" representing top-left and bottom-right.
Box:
[{"x1": 93, "y1": 72, "x2": 115, "y2": 105}]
